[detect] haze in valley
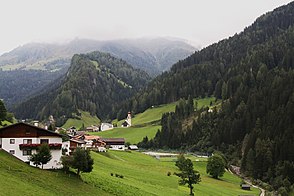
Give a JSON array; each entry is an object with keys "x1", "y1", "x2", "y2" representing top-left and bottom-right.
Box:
[{"x1": 0, "y1": 0, "x2": 292, "y2": 54}]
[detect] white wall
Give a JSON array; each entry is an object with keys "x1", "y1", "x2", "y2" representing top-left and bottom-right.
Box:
[
  {"x1": 101, "y1": 123, "x2": 113, "y2": 131},
  {"x1": 109, "y1": 145, "x2": 125, "y2": 150},
  {"x1": 1, "y1": 136, "x2": 63, "y2": 169},
  {"x1": 62, "y1": 141, "x2": 70, "y2": 155}
]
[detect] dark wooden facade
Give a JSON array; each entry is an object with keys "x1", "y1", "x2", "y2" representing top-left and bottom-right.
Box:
[
  {"x1": 0, "y1": 123, "x2": 62, "y2": 138},
  {"x1": 102, "y1": 138, "x2": 125, "y2": 145}
]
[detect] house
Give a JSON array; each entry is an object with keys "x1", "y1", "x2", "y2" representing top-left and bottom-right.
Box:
[
  {"x1": 128, "y1": 145, "x2": 138, "y2": 150},
  {"x1": 0, "y1": 122, "x2": 64, "y2": 169},
  {"x1": 241, "y1": 184, "x2": 251, "y2": 190},
  {"x1": 67, "y1": 126, "x2": 77, "y2": 136},
  {"x1": 100, "y1": 123, "x2": 113, "y2": 131},
  {"x1": 102, "y1": 138, "x2": 125, "y2": 150},
  {"x1": 68, "y1": 139, "x2": 86, "y2": 155},
  {"x1": 121, "y1": 112, "x2": 132, "y2": 127},
  {"x1": 86, "y1": 125, "x2": 99, "y2": 132}
]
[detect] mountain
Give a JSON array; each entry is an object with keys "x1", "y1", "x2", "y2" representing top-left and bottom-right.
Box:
[
  {"x1": 0, "y1": 37, "x2": 195, "y2": 108},
  {"x1": 13, "y1": 51, "x2": 150, "y2": 125},
  {"x1": 121, "y1": 2, "x2": 294, "y2": 193},
  {"x1": 0, "y1": 37, "x2": 196, "y2": 76},
  {"x1": 0, "y1": 69, "x2": 67, "y2": 107}
]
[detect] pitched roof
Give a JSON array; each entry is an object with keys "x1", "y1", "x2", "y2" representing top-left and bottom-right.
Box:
[
  {"x1": 102, "y1": 138, "x2": 125, "y2": 143},
  {"x1": 0, "y1": 122, "x2": 62, "y2": 137},
  {"x1": 84, "y1": 135, "x2": 100, "y2": 140},
  {"x1": 70, "y1": 139, "x2": 86, "y2": 144}
]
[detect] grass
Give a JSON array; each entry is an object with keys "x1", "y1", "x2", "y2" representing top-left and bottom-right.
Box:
[
  {"x1": 0, "y1": 147, "x2": 260, "y2": 195},
  {"x1": 62, "y1": 110, "x2": 100, "y2": 129},
  {"x1": 96, "y1": 97, "x2": 217, "y2": 144},
  {"x1": 0, "y1": 150, "x2": 109, "y2": 196},
  {"x1": 82, "y1": 150, "x2": 260, "y2": 196},
  {"x1": 0, "y1": 120, "x2": 12, "y2": 128},
  {"x1": 116, "y1": 97, "x2": 217, "y2": 127},
  {"x1": 90, "y1": 125, "x2": 161, "y2": 144}
]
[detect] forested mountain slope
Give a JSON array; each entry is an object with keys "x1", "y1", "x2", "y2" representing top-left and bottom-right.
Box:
[
  {"x1": 119, "y1": 2, "x2": 294, "y2": 115},
  {"x1": 13, "y1": 51, "x2": 150, "y2": 125},
  {"x1": 0, "y1": 37, "x2": 195, "y2": 76},
  {"x1": 122, "y1": 2, "x2": 294, "y2": 194},
  {"x1": 0, "y1": 69, "x2": 66, "y2": 107},
  {"x1": 0, "y1": 38, "x2": 194, "y2": 108}
]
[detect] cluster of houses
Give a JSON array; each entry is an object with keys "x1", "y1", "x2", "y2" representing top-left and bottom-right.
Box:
[{"x1": 0, "y1": 113, "x2": 137, "y2": 169}]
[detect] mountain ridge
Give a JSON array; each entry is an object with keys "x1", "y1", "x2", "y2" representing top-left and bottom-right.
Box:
[
  {"x1": 13, "y1": 51, "x2": 150, "y2": 125},
  {"x1": 0, "y1": 37, "x2": 196, "y2": 76}
]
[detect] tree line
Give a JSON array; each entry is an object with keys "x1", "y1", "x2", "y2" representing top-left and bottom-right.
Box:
[{"x1": 137, "y1": 3, "x2": 294, "y2": 194}]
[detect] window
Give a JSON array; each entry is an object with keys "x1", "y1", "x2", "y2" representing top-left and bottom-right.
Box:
[
  {"x1": 9, "y1": 150, "x2": 15, "y2": 154},
  {"x1": 40, "y1": 139, "x2": 49, "y2": 144},
  {"x1": 23, "y1": 150, "x2": 32, "y2": 156},
  {"x1": 23, "y1": 139, "x2": 32, "y2": 144},
  {"x1": 10, "y1": 139, "x2": 15, "y2": 144}
]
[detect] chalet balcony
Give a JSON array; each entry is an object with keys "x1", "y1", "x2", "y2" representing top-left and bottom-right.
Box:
[{"x1": 19, "y1": 143, "x2": 62, "y2": 150}]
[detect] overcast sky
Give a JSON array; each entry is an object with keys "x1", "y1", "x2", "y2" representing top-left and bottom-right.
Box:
[{"x1": 0, "y1": 0, "x2": 292, "y2": 54}]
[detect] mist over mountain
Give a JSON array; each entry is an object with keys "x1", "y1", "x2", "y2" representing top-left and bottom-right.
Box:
[
  {"x1": 122, "y1": 2, "x2": 294, "y2": 192},
  {"x1": 0, "y1": 37, "x2": 196, "y2": 76},
  {"x1": 0, "y1": 37, "x2": 195, "y2": 108}
]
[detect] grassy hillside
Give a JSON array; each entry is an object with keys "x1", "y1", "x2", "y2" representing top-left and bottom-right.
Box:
[
  {"x1": 0, "y1": 150, "x2": 109, "y2": 196},
  {"x1": 117, "y1": 97, "x2": 216, "y2": 127},
  {"x1": 82, "y1": 150, "x2": 260, "y2": 196},
  {"x1": 91, "y1": 97, "x2": 217, "y2": 144},
  {"x1": 62, "y1": 111, "x2": 100, "y2": 129},
  {"x1": 90, "y1": 125, "x2": 161, "y2": 144},
  {"x1": 0, "y1": 120, "x2": 12, "y2": 128}
]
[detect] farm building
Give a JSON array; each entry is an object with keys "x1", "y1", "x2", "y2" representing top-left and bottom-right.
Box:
[
  {"x1": 101, "y1": 123, "x2": 114, "y2": 131},
  {"x1": 102, "y1": 138, "x2": 125, "y2": 150},
  {"x1": 241, "y1": 184, "x2": 251, "y2": 190},
  {"x1": 0, "y1": 122, "x2": 65, "y2": 169}
]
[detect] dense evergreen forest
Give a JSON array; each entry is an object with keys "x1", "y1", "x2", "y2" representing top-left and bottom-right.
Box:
[
  {"x1": 0, "y1": 69, "x2": 66, "y2": 108},
  {"x1": 135, "y1": 2, "x2": 294, "y2": 194},
  {"x1": 13, "y1": 52, "x2": 150, "y2": 125}
]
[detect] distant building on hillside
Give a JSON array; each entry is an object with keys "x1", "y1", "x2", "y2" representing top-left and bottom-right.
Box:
[
  {"x1": 128, "y1": 145, "x2": 138, "y2": 150},
  {"x1": 121, "y1": 112, "x2": 132, "y2": 127},
  {"x1": 241, "y1": 184, "x2": 251, "y2": 190},
  {"x1": 102, "y1": 138, "x2": 125, "y2": 150},
  {"x1": 100, "y1": 123, "x2": 114, "y2": 131},
  {"x1": 86, "y1": 125, "x2": 99, "y2": 132}
]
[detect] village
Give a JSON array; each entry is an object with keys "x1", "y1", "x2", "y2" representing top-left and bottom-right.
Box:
[{"x1": 0, "y1": 112, "x2": 138, "y2": 169}]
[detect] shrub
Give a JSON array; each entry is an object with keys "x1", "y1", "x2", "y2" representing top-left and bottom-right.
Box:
[{"x1": 167, "y1": 171, "x2": 171, "y2": 176}]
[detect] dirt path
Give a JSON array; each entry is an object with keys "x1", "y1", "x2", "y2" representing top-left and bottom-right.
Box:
[{"x1": 229, "y1": 165, "x2": 265, "y2": 196}]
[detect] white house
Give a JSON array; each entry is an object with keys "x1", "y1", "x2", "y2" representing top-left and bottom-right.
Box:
[
  {"x1": 102, "y1": 138, "x2": 125, "y2": 150},
  {"x1": 128, "y1": 145, "x2": 138, "y2": 150},
  {"x1": 100, "y1": 123, "x2": 113, "y2": 131},
  {"x1": 0, "y1": 122, "x2": 64, "y2": 169}
]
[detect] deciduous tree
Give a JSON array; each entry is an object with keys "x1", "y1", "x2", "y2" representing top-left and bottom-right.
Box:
[{"x1": 174, "y1": 154, "x2": 201, "y2": 195}]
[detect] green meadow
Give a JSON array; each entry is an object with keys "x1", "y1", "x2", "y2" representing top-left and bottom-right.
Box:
[
  {"x1": 90, "y1": 125, "x2": 161, "y2": 144},
  {"x1": 82, "y1": 150, "x2": 260, "y2": 196},
  {"x1": 116, "y1": 97, "x2": 217, "y2": 127},
  {"x1": 0, "y1": 142, "x2": 260, "y2": 196},
  {"x1": 91, "y1": 97, "x2": 217, "y2": 144},
  {"x1": 0, "y1": 150, "x2": 109, "y2": 196},
  {"x1": 62, "y1": 110, "x2": 100, "y2": 129}
]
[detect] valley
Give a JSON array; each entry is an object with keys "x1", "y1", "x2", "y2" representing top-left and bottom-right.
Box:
[{"x1": 0, "y1": 1, "x2": 294, "y2": 195}]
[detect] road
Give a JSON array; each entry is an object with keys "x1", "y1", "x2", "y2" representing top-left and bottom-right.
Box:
[{"x1": 229, "y1": 165, "x2": 265, "y2": 196}]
